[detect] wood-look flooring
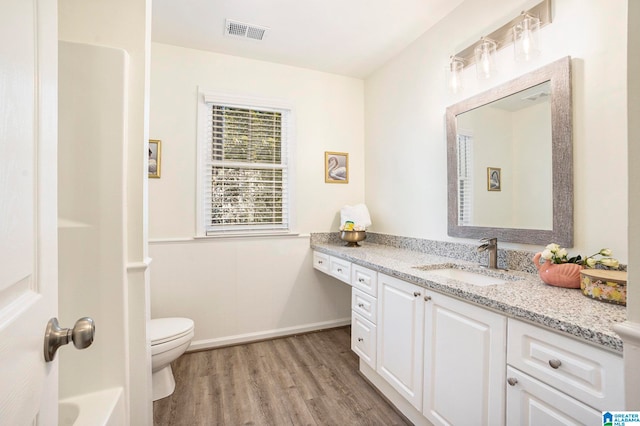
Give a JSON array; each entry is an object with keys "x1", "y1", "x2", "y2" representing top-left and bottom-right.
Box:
[{"x1": 153, "y1": 327, "x2": 410, "y2": 426}]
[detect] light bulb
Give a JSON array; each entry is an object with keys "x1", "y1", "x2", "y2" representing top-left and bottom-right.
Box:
[
  {"x1": 481, "y1": 49, "x2": 491, "y2": 76},
  {"x1": 514, "y1": 14, "x2": 540, "y2": 62},
  {"x1": 448, "y1": 57, "x2": 464, "y2": 94},
  {"x1": 450, "y1": 73, "x2": 460, "y2": 93},
  {"x1": 521, "y1": 21, "x2": 531, "y2": 57},
  {"x1": 474, "y1": 38, "x2": 496, "y2": 80}
]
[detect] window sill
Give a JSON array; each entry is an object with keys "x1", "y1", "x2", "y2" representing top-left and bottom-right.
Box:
[{"x1": 195, "y1": 231, "x2": 301, "y2": 240}]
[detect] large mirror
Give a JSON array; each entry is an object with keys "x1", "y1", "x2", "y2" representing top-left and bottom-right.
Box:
[{"x1": 447, "y1": 56, "x2": 573, "y2": 246}]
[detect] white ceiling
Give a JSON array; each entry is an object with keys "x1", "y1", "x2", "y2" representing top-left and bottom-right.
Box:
[{"x1": 151, "y1": 0, "x2": 464, "y2": 78}]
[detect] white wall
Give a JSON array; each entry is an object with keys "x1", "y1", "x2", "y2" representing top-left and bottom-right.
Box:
[
  {"x1": 364, "y1": 0, "x2": 629, "y2": 263},
  {"x1": 511, "y1": 102, "x2": 552, "y2": 229},
  {"x1": 458, "y1": 101, "x2": 551, "y2": 229},
  {"x1": 148, "y1": 43, "x2": 363, "y2": 346}
]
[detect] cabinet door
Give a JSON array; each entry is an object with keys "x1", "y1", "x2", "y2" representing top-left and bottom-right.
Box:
[
  {"x1": 423, "y1": 292, "x2": 506, "y2": 426},
  {"x1": 506, "y1": 367, "x2": 601, "y2": 426},
  {"x1": 377, "y1": 274, "x2": 425, "y2": 410},
  {"x1": 352, "y1": 311, "x2": 377, "y2": 369}
]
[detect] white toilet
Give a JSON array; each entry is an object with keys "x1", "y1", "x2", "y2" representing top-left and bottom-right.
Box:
[{"x1": 149, "y1": 317, "x2": 195, "y2": 401}]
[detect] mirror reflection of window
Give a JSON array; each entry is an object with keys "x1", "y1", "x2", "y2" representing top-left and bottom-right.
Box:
[{"x1": 457, "y1": 133, "x2": 473, "y2": 226}]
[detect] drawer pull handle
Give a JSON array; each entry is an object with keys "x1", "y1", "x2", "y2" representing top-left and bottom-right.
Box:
[
  {"x1": 358, "y1": 278, "x2": 365, "y2": 282},
  {"x1": 549, "y1": 359, "x2": 562, "y2": 369},
  {"x1": 357, "y1": 337, "x2": 364, "y2": 342},
  {"x1": 424, "y1": 295, "x2": 432, "y2": 301},
  {"x1": 337, "y1": 268, "x2": 342, "y2": 272},
  {"x1": 507, "y1": 377, "x2": 518, "y2": 386},
  {"x1": 358, "y1": 303, "x2": 365, "y2": 308},
  {"x1": 413, "y1": 291, "x2": 421, "y2": 297},
  {"x1": 318, "y1": 260, "x2": 323, "y2": 264}
]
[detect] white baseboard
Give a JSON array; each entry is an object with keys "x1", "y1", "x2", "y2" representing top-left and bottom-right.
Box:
[{"x1": 187, "y1": 317, "x2": 351, "y2": 351}]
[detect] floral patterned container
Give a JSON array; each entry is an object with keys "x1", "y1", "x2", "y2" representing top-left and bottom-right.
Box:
[{"x1": 580, "y1": 270, "x2": 627, "y2": 306}]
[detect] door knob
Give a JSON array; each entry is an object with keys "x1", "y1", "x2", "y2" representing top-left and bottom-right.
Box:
[{"x1": 44, "y1": 317, "x2": 95, "y2": 362}]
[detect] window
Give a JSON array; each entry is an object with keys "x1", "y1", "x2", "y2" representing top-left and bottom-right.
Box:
[
  {"x1": 197, "y1": 91, "x2": 293, "y2": 236},
  {"x1": 457, "y1": 133, "x2": 473, "y2": 226}
]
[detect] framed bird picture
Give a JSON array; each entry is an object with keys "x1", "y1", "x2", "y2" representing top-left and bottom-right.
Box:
[
  {"x1": 487, "y1": 167, "x2": 501, "y2": 191},
  {"x1": 149, "y1": 139, "x2": 161, "y2": 178},
  {"x1": 325, "y1": 151, "x2": 349, "y2": 184}
]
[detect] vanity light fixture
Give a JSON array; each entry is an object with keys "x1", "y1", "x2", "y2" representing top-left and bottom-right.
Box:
[
  {"x1": 448, "y1": 56, "x2": 465, "y2": 94},
  {"x1": 513, "y1": 12, "x2": 541, "y2": 62},
  {"x1": 447, "y1": 0, "x2": 551, "y2": 90},
  {"x1": 474, "y1": 38, "x2": 497, "y2": 80}
]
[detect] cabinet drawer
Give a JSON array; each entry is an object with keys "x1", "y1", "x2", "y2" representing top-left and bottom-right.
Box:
[
  {"x1": 352, "y1": 311, "x2": 377, "y2": 369},
  {"x1": 507, "y1": 319, "x2": 624, "y2": 411},
  {"x1": 506, "y1": 366, "x2": 600, "y2": 425},
  {"x1": 351, "y1": 264, "x2": 378, "y2": 297},
  {"x1": 313, "y1": 251, "x2": 330, "y2": 273},
  {"x1": 329, "y1": 256, "x2": 351, "y2": 284},
  {"x1": 352, "y1": 288, "x2": 377, "y2": 324}
]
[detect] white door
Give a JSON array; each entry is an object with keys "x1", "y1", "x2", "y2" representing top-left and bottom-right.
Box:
[{"x1": 0, "y1": 0, "x2": 59, "y2": 424}]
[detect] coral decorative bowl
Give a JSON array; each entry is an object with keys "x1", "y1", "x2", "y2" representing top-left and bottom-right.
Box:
[
  {"x1": 580, "y1": 270, "x2": 627, "y2": 306},
  {"x1": 340, "y1": 231, "x2": 366, "y2": 247},
  {"x1": 532, "y1": 252, "x2": 583, "y2": 288}
]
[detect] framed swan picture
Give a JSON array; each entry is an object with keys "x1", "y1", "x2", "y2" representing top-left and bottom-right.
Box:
[
  {"x1": 487, "y1": 167, "x2": 501, "y2": 191},
  {"x1": 149, "y1": 139, "x2": 161, "y2": 178},
  {"x1": 325, "y1": 151, "x2": 349, "y2": 184}
]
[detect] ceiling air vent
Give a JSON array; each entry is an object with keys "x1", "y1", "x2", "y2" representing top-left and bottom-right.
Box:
[{"x1": 225, "y1": 19, "x2": 269, "y2": 41}]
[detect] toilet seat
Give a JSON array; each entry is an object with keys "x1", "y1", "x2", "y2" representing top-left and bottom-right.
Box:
[{"x1": 149, "y1": 317, "x2": 194, "y2": 346}]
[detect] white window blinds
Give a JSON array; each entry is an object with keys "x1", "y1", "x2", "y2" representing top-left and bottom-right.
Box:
[
  {"x1": 457, "y1": 133, "x2": 473, "y2": 226},
  {"x1": 202, "y1": 99, "x2": 291, "y2": 235}
]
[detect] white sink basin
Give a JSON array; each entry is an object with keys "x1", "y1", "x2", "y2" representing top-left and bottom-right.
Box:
[{"x1": 426, "y1": 268, "x2": 508, "y2": 286}]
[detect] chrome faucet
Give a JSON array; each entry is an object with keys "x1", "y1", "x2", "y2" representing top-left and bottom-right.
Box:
[{"x1": 478, "y1": 237, "x2": 498, "y2": 269}]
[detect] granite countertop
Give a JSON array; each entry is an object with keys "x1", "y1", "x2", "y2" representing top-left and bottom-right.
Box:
[{"x1": 311, "y1": 240, "x2": 626, "y2": 353}]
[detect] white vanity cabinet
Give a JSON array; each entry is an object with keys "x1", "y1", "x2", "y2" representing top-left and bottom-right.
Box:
[
  {"x1": 423, "y1": 292, "x2": 506, "y2": 426},
  {"x1": 351, "y1": 265, "x2": 378, "y2": 370},
  {"x1": 506, "y1": 319, "x2": 624, "y2": 425},
  {"x1": 352, "y1": 302, "x2": 377, "y2": 369},
  {"x1": 377, "y1": 273, "x2": 425, "y2": 410},
  {"x1": 312, "y1": 250, "x2": 351, "y2": 284},
  {"x1": 312, "y1": 249, "x2": 624, "y2": 426},
  {"x1": 313, "y1": 251, "x2": 379, "y2": 368}
]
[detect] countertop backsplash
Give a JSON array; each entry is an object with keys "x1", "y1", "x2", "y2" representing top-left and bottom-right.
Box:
[{"x1": 312, "y1": 232, "x2": 546, "y2": 274}]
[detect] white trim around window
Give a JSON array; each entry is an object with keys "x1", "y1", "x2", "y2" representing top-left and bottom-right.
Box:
[{"x1": 196, "y1": 89, "x2": 296, "y2": 237}]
